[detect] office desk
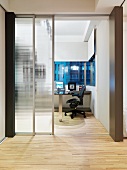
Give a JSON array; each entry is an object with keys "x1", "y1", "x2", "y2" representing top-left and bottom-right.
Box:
[{"x1": 54, "y1": 91, "x2": 91, "y2": 122}]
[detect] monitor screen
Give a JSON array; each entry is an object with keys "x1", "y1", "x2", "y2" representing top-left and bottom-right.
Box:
[
  {"x1": 68, "y1": 82, "x2": 76, "y2": 91},
  {"x1": 56, "y1": 82, "x2": 64, "y2": 89}
]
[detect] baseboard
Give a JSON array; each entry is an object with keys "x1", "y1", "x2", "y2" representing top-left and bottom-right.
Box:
[{"x1": 123, "y1": 137, "x2": 127, "y2": 139}]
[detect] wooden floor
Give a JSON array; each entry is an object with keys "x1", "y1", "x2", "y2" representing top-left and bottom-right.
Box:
[{"x1": 0, "y1": 113, "x2": 127, "y2": 170}]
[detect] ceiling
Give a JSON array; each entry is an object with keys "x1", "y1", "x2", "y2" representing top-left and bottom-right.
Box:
[
  {"x1": 0, "y1": 0, "x2": 126, "y2": 15},
  {"x1": 1, "y1": 0, "x2": 127, "y2": 42},
  {"x1": 54, "y1": 0, "x2": 126, "y2": 42},
  {"x1": 95, "y1": 0, "x2": 124, "y2": 14},
  {"x1": 55, "y1": 20, "x2": 90, "y2": 42},
  {"x1": 55, "y1": 21, "x2": 90, "y2": 36},
  {"x1": 55, "y1": 20, "x2": 101, "y2": 42}
]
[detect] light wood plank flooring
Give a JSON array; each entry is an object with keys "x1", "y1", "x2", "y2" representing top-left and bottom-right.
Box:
[{"x1": 0, "y1": 113, "x2": 127, "y2": 170}]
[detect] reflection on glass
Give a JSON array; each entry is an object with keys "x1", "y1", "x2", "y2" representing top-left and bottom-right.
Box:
[
  {"x1": 35, "y1": 18, "x2": 52, "y2": 133},
  {"x1": 15, "y1": 18, "x2": 33, "y2": 132}
]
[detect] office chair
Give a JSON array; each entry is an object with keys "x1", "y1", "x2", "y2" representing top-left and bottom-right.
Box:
[{"x1": 65, "y1": 86, "x2": 86, "y2": 119}]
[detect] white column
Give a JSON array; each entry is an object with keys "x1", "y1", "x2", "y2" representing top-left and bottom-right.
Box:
[{"x1": 0, "y1": 6, "x2": 5, "y2": 141}]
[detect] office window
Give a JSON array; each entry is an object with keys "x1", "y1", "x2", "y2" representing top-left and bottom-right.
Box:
[
  {"x1": 54, "y1": 61, "x2": 95, "y2": 86},
  {"x1": 86, "y1": 58, "x2": 96, "y2": 86},
  {"x1": 54, "y1": 62, "x2": 84, "y2": 85}
]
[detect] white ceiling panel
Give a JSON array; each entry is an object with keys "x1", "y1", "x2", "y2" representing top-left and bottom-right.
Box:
[
  {"x1": 55, "y1": 20, "x2": 100, "y2": 42},
  {"x1": 55, "y1": 21, "x2": 90, "y2": 36}
]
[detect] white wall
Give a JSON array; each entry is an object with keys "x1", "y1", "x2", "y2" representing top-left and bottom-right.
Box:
[
  {"x1": 95, "y1": 19, "x2": 109, "y2": 132},
  {"x1": 0, "y1": 6, "x2": 5, "y2": 141},
  {"x1": 55, "y1": 42, "x2": 88, "y2": 61},
  {"x1": 88, "y1": 29, "x2": 94, "y2": 60},
  {"x1": 86, "y1": 86, "x2": 95, "y2": 114}
]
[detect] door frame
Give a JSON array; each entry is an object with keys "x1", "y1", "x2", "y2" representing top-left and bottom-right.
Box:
[
  {"x1": 15, "y1": 14, "x2": 109, "y2": 136},
  {"x1": 14, "y1": 13, "x2": 123, "y2": 141}
]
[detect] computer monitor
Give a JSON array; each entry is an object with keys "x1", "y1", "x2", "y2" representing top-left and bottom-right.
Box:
[
  {"x1": 56, "y1": 81, "x2": 64, "y2": 89},
  {"x1": 68, "y1": 82, "x2": 76, "y2": 91}
]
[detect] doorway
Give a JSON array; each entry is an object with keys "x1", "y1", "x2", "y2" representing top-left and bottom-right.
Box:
[{"x1": 14, "y1": 15, "x2": 121, "y2": 139}]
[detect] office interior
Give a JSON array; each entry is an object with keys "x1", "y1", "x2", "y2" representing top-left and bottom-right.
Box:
[
  {"x1": 0, "y1": 0, "x2": 126, "y2": 143},
  {"x1": 53, "y1": 19, "x2": 96, "y2": 125}
]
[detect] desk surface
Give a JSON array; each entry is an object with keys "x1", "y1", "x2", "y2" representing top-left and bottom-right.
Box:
[{"x1": 54, "y1": 91, "x2": 91, "y2": 95}]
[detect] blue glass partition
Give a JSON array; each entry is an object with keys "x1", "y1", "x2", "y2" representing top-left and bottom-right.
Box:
[
  {"x1": 54, "y1": 62, "x2": 84, "y2": 85},
  {"x1": 54, "y1": 61, "x2": 95, "y2": 87},
  {"x1": 86, "y1": 59, "x2": 95, "y2": 86}
]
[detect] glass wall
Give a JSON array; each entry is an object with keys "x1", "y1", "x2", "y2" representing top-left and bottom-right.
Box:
[
  {"x1": 15, "y1": 18, "x2": 33, "y2": 132},
  {"x1": 86, "y1": 58, "x2": 96, "y2": 86},
  {"x1": 35, "y1": 18, "x2": 52, "y2": 133}
]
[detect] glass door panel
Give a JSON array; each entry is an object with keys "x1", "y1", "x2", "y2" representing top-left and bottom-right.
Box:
[
  {"x1": 15, "y1": 18, "x2": 33, "y2": 133},
  {"x1": 35, "y1": 18, "x2": 53, "y2": 133}
]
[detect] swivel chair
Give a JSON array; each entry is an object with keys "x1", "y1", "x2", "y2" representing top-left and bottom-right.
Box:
[{"x1": 65, "y1": 86, "x2": 86, "y2": 119}]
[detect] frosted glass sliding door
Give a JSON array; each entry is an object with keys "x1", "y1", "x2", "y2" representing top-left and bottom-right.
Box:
[
  {"x1": 15, "y1": 18, "x2": 33, "y2": 133},
  {"x1": 15, "y1": 16, "x2": 54, "y2": 134},
  {"x1": 35, "y1": 18, "x2": 53, "y2": 133}
]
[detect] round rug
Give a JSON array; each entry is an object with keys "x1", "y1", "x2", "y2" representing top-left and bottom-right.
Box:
[{"x1": 54, "y1": 112, "x2": 85, "y2": 126}]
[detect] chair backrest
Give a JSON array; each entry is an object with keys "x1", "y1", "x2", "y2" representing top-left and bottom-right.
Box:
[{"x1": 78, "y1": 86, "x2": 86, "y2": 100}]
